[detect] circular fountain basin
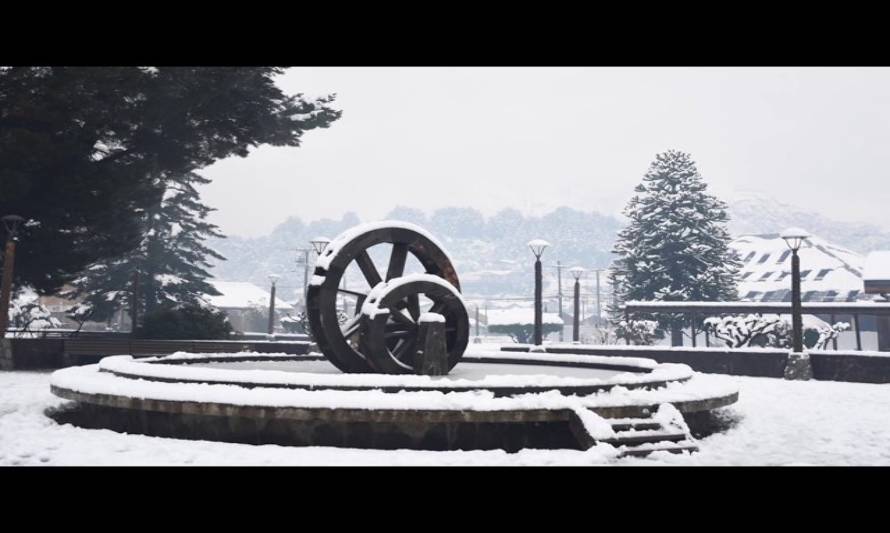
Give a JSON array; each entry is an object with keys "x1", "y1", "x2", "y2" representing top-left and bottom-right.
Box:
[{"x1": 48, "y1": 347, "x2": 738, "y2": 452}]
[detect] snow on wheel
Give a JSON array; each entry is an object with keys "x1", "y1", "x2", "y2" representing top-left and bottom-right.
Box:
[
  {"x1": 305, "y1": 221, "x2": 467, "y2": 373},
  {"x1": 360, "y1": 274, "x2": 469, "y2": 374}
]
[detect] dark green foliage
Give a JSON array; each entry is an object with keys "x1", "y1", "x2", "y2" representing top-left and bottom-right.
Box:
[
  {"x1": 67, "y1": 171, "x2": 226, "y2": 323},
  {"x1": 135, "y1": 304, "x2": 233, "y2": 340},
  {"x1": 609, "y1": 150, "x2": 741, "y2": 339},
  {"x1": 0, "y1": 67, "x2": 341, "y2": 294}
]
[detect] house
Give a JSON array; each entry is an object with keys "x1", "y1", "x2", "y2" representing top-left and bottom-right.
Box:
[
  {"x1": 730, "y1": 232, "x2": 866, "y2": 303},
  {"x1": 202, "y1": 281, "x2": 295, "y2": 333}
]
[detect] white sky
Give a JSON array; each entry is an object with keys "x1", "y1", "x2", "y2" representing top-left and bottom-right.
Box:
[{"x1": 199, "y1": 67, "x2": 890, "y2": 237}]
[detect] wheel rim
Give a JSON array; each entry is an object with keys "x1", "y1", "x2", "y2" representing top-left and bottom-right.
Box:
[
  {"x1": 360, "y1": 276, "x2": 469, "y2": 374},
  {"x1": 306, "y1": 225, "x2": 462, "y2": 373}
]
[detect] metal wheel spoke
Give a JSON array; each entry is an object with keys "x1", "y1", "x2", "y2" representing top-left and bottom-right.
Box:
[
  {"x1": 337, "y1": 288, "x2": 368, "y2": 298},
  {"x1": 340, "y1": 315, "x2": 363, "y2": 339},
  {"x1": 355, "y1": 251, "x2": 382, "y2": 287},
  {"x1": 385, "y1": 330, "x2": 414, "y2": 340},
  {"x1": 406, "y1": 294, "x2": 421, "y2": 321},
  {"x1": 386, "y1": 243, "x2": 409, "y2": 281},
  {"x1": 389, "y1": 308, "x2": 415, "y2": 325},
  {"x1": 392, "y1": 339, "x2": 414, "y2": 361}
]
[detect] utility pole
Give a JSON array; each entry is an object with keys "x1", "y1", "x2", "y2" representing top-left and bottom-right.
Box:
[
  {"x1": 296, "y1": 248, "x2": 311, "y2": 311},
  {"x1": 268, "y1": 274, "x2": 280, "y2": 335},
  {"x1": 595, "y1": 269, "x2": 602, "y2": 327},
  {"x1": 556, "y1": 261, "x2": 564, "y2": 341}
]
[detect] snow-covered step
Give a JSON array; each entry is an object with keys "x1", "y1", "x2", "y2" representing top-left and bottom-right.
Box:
[
  {"x1": 617, "y1": 440, "x2": 700, "y2": 458},
  {"x1": 607, "y1": 418, "x2": 663, "y2": 433},
  {"x1": 601, "y1": 428, "x2": 688, "y2": 447}
]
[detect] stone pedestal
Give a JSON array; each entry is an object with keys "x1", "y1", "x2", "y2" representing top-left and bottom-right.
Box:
[
  {"x1": 784, "y1": 351, "x2": 813, "y2": 381},
  {"x1": 416, "y1": 313, "x2": 448, "y2": 376}
]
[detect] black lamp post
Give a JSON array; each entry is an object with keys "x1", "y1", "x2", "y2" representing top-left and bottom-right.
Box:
[
  {"x1": 528, "y1": 239, "x2": 550, "y2": 345},
  {"x1": 0, "y1": 215, "x2": 25, "y2": 335},
  {"x1": 781, "y1": 228, "x2": 810, "y2": 353},
  {"x1": 569, "y1": 267, "x2": 584, "y2": 343}
]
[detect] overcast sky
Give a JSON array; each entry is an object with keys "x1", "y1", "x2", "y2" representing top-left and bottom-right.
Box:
[{"x1": 199, "y1": 67, "x2": 890, "y2": 238}]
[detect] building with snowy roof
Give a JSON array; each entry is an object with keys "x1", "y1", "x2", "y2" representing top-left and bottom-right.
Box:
[
  {"x1": 202, "y1": 281, "x2": 294, "y2": 333},
  {"x1": 731, "y1": 232, "x2": 866, "y2": 303}
]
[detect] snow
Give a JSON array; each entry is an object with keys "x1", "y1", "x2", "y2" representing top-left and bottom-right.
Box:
[
  {"x1": 202, "y1": 281, "x2": 294, "y2": 311},
  {"x1": 864, "y1": 251, "x2": 890, "y2": 281},
  {"x1": 80, "y1": 347, "x2": 690, "y2": 393},
  {"x1": 486, "y1": 308, "x2": 564, "y2": 326},
  {"x1": 5, "y1": 370, "x2": 890, "y2": 465},
  {"x1": 419, "y1": 312, "x2": 445, "y2": 323},
  {"x1": 315, "y1": 220, "x2": 455, "y2": 271},
  {"x1": 779, "y1": 227, "x2": 811, "y2": 240}
]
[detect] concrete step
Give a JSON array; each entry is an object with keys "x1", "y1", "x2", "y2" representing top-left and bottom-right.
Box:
[
  {"x1": 602, "y1": 429, "x2": 688, "y2": 447},
  {"x1": 617, "y1": 440, "x2": 700, "y2": 458}
]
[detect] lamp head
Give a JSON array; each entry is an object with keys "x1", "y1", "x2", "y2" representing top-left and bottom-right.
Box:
[
  {"x1": 310, "y1": 236, "x2": 331, "y2": 254},
  {"x1": 527, "y1": 239, "x2": 550, "y2": 259},
  {"x1": 569, "y1": 266, "x2": 585, "y2": 280},
  {"x1": 780, "y1": 227, "x2": 810, "y2": 252},
  {"x1": 2, "y1": 215, "x2": 25, "y2": 239}
]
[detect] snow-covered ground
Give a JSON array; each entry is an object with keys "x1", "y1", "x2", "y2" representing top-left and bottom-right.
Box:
[{"x1": 2, "y1": 370, "x2": 889, "y2": 466}]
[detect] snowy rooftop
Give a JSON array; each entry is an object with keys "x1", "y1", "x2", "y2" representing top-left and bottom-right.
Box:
[
  {"x1": 486, "y1": 308, "x2": 564, "y2": 326},
  {"x1": 864, "y1": 251, "x2": 890, "y2": 281},
  {"x1": 730, "y1": 232, "x2": 865, "y2": 302},
  {"x1": 203, "y1": 281, "x2": 294, "y2": 311}
]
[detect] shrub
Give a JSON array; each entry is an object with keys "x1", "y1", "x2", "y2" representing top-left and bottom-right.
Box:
[{"x1": 135, "y1": 304, "x2": 233, "y2": 340}]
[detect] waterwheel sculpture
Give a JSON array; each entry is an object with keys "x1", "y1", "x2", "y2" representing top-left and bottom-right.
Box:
[{"x1": 305, "y1": 222, "x2": 470, "y2": 374}]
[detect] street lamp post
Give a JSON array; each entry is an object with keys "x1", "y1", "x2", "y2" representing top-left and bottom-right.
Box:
[
  {"x1": 528, "y1": 239, "x2": 550, "y2": 346},
  {"x1": 781, "y1": 228, "x2": 810, "y2": 354},
  {"x1": 299, "y1": 237, "x2": 331, "y2": 309},
  {"x1": 0, "y1": 215, "x2": 25, "y2": 336},
  {"x1": 267, "y1": 274, "x2": 280, "y2": 335},
  {"x1": 781, "y1": 228, "x2": 812, "y2": 380},
  {"x1": 570, "y1": 267, "x2": 584, "y2": 343}
]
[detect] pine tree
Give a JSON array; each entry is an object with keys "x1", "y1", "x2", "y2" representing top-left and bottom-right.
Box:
[
  {"x1": 609, "y1": 150, "x2": 741, "y2": 344},
  {"x1": 68, "y1": 172, "x2": 225, "y2": 324},
  {"x1": 1, "y1": 67, "x2": 341, "y2": 294}
]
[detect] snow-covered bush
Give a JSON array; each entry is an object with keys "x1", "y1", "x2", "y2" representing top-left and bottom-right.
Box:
[
  {"x1": 487, "y1": 323, "x2": 562, "y2": 344},
  {"x1": 135, "y1": 304, "x2": 232, "y2": 340},
  {"x1": 615, "y1": 319, "x2": 659, "y2": 345},
  {"x1": 814, "y1": 322, "x2": 850, "y2": 350},
  {"x1": 583, "y1": 326, "x2": 621, "y2": 345},
  {"x1": 280, "y1": 313, "x2": 305, "y2": 333},
  {"x1": 703, "y1": 314, "x2": 841, "y2": 349},
  {"x1": 703, "y1": 314, "x2": 782, "y2": 348},
  {"x1": 8, "y1": 288, "x2": 62, "y2": 335}
]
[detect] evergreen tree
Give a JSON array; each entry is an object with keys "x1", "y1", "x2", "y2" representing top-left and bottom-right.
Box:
[
  {"x1": 68, "y1": 172, "x2": 226, "y2": 324},
  {"x1": 0, "y1": 67, "x2": 341, "y2": 294},
  {"x1": 608, "y1": 150, "x2": 741, "y2": 344}
]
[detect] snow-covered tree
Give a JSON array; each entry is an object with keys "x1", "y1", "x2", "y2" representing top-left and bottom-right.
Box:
[
  {"x1": 609, "y1": 150, "x2": 741, "y2": 345},
  {"x1": 67, "y1": 172, "x2": 225, "y2": 325},
  {"x1": 8, "y1": 287, "x2": 62, "y2": 335}
]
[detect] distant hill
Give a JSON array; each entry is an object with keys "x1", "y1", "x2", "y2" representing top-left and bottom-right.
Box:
[
  {"x1": 208, "y1": 199, "x2": 890, "y2": 303},
  {"x1": 727, "y1": 196, "x2": 890, "y2": 254},
  {"x1": 208, "y1": 206, "x2": 623, "y2": 302}
]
